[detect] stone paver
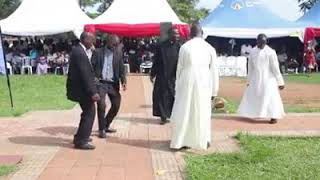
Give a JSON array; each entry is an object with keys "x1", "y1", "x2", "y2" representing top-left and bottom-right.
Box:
[{"x1": 1, "y1": 75, "x2": 320, "y2": 180}]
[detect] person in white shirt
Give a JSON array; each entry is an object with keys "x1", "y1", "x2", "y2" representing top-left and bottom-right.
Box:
[
  {"x1": 238, "y1": 34, "x2": 285, "y2": 124},
  {"x1": 170, "y1": 24, "x2": 219, "y2": 150}
]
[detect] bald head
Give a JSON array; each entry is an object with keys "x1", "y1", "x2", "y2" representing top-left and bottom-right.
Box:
[
  {"x1": 80, "y1": 32, "x2": 95, "y2": 49},
  {"x1": 257, "y1": 33, "x2": 267, "y2": 49},
  {"x1": 106, "y1": 34, "x2": 120, "y2": 50},
  {"x1": 190, "y1": 23, "x2": 203, "y2": 39}
]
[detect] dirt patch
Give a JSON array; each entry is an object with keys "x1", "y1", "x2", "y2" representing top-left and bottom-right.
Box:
[{"x1": 219, "y1": 78, "x2": 320, "y2": 108}]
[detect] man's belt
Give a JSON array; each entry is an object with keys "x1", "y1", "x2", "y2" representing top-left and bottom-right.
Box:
[{"x1": 99, "y1": 79, "x2": 114, "y2": 84}]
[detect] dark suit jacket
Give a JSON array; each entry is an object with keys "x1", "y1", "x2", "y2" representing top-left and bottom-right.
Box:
[
  {"x1": 91, "y1": 46, "x2": 127, "y2": 91},
  {"x1": 66, "y1": 45, "x2": 97, "y2": 102}
]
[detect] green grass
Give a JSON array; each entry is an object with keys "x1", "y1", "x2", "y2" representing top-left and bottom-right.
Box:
[
  {"x1": 284, "y1": 73, "x2": 320, "y2": 84},
  {"x1": 285, "y1": 105, "x2": 320, "y2": 113},
  {"x1": 214, "y1": 98, "x2": 320, "y2": 114},
  {"x1": 0, "y1": 75, "x2": 75, "y2": 117},
  {"x1": 185, "y1": 134, "x2": 320, "y2": 180},
  {"x1": 213, "y1": 99, "x2": 239, "y2": 114},
  {"x1": 222, "y1": 74, "x2": 320, "y2": 84},
  {"x1": 0, "y1": 165, "x2": 16, "y2": 176}
]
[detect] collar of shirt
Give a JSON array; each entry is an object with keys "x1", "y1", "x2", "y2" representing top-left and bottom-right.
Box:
[
  {"x1": 105, "y1": 47, "x2": 113, "y2": 53},
  {"x1": 80, "y1": 43, "x2": 92, "y2": 59}
]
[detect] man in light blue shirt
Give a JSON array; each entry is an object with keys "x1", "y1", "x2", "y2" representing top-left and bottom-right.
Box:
[
  {"x1": 92, "y1": 34, "x2": 127, "y2": 138},
  {"x1": 102, "y1": 48, "x2": 114, "y2": 81}
]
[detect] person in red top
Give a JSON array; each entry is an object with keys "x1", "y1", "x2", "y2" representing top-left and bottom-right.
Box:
[{"x1": 305, "y1": 40, "x2": 317, "y2": 74}]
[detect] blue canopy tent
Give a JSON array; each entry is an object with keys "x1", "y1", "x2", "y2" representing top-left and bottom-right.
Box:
[{"x1": 201, "y1": 0, "x2": 304, "y2": 39}]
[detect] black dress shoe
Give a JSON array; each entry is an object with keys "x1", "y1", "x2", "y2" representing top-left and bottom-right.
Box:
[
  {"x1": 73, "y1": 138, "x2": 93, "y2": 144},
  {"x1": 160, "y1": 120, "x2": 169, "y2": 125},
  {"x1": 171, "y1": 146, "x2": 191, "y2": 151},
  {"x1": 105, "y1": 128, "x2": 117, "y2": 133},
  {"x1": 98, "y1": 130, "x2": 107, "y2": 138},
  {"x1": 181, "y1": 146, "x2": 191, "y2": 150},
  {"x1": 74, "y1": 143, "x2": 96, "y2": 150},
  {"x1": 270, "y1": 119, "x2": 278, "y2": 124}
]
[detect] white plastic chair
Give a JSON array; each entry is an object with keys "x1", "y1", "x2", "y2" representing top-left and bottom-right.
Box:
[
  {"x1": 229, "y1": 56, "x2": 238, "y2": 76},
  {"x1": 6, "y1": 62, "x2": 13, "y2": 75},
  {"x1": 21, "y1": 56, "x2": 33, "y2": 75},
  {"x1": 217, "y1": 56, "x2": 227, "y2": 76},
  {"x1": 63, "y1": 64, "x2": 69, "y2": 75},
  {"x1": 54, "y1": 66, "x2": 62, "y2": 75},
  {"x1": 140, "y1": 61, "x2": 153, "y2": 73},
  {"x1": 236, "y1": 56, "x2": 248, "y2": 77},
  {"x1": 124, "y1": 63, "x2": 130, "y2": 74}
]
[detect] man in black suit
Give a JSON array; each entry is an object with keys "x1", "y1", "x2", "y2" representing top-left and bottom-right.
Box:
[
  {"x1": 91, "y1": 34, "x2": 127, "y2": 138},
  {"x1": 66, "y1": 32, "x2": 100, "y2": 150}
]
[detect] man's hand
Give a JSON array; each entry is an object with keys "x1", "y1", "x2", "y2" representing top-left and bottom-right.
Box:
[
  {"x1": 279, "y1": 85, "x2": 285, "y2": 90},
  {"x1": 91, "y1": 93, "x2": 100, "y2": 102},
  {"x1": 122, "y1": 83, "x2": 127, "y2": 91}
]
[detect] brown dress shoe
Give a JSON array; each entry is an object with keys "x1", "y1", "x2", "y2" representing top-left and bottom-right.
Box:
[{"x1": 270, "y1": 119, "x2": 278, "y2": 124}]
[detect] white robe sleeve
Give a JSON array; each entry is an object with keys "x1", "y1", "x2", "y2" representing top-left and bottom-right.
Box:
[
  {"x1": 210, "y1": 48, "x2": 219, "y2": 97},
  {"x1": 176, "y1": 47, "x2": 185, "y2": 82},
  {"x1": 270, "y1": 50, "x2": 285, "y2": 86}
]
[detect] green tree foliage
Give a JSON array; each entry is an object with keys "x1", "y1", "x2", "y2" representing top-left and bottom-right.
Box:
[
  {"x1": 79, "y1": 0, "x2": 97, "y2": 9},
  {"x1": 168, "y1": 0, "x2": 209, "y2": 23},
  {"x1": 298, "y1": 0, "x2": 319, "y2": 12},
  {"x1": 97, "y1": 0, "x2": 113, "y2": 13},
  {"x1": 82, "y1": 0, "x2": 209, "y2": 23},
  {"x1": 0, "y1": 0, "x2": 21, "y2": 20}
]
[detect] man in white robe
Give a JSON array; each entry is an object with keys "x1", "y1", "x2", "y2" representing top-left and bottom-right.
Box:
[
  {"x1": 238, "y1": 34, "x2": 285, "y2": 124},
  {"x1": 170, "y1": 24, "x2": 219, "y2": 150}
]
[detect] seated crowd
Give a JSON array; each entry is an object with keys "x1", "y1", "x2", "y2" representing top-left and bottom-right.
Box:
[{"x1": 3, "y1": 37, "x2": 159, "y2": 75}]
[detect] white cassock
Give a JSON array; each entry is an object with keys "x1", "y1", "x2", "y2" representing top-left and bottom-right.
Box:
[
  {"x1": 170, "y1": 37, "x2": 219, "y2": 150},
  {"x1": 238, "y1": 45, "x2": 285, "y2": 119}
]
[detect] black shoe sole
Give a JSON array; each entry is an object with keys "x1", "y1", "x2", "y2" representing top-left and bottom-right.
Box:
[{"x1": 74, "y1": 145, "x2": 96, "y2": 150}]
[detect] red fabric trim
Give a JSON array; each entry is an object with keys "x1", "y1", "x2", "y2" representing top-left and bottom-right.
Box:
[
  {"x1": 304, "y1": 27, "x2": 320, "y2": 44},
  {"x1": 84, "y1": 23, "x2": 190, "y2": 38}
]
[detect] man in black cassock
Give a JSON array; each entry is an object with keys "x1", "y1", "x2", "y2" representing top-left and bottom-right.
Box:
[{"x1": 150, "y1": 27, "x2": 181, "y2": 125}]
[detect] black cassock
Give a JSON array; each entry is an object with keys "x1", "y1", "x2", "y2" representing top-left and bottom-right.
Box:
[{"x1": 150, "y1": 41, "x2": 180, "y2": 119}]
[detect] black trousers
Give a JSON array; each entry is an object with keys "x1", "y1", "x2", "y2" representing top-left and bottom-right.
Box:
[
  {"x1": 74, "y1": 100, "x2": 96, "y2": 145},
  {"x1": 97, "y1": 83, "x2": 121, "y2": 131}
]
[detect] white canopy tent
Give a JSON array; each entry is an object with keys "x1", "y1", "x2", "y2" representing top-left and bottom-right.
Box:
[
  {"x1": 0, "y1": 0, "x2": 92, "y2": 36},
  {"x1": 87, "y1": 0, "x2": 189, "y2": 37}
]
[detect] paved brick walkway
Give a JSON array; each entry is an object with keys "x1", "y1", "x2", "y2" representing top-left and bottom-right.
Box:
[{"x1": 1, "y1": 75, "x2": 320, "y2": 180}]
